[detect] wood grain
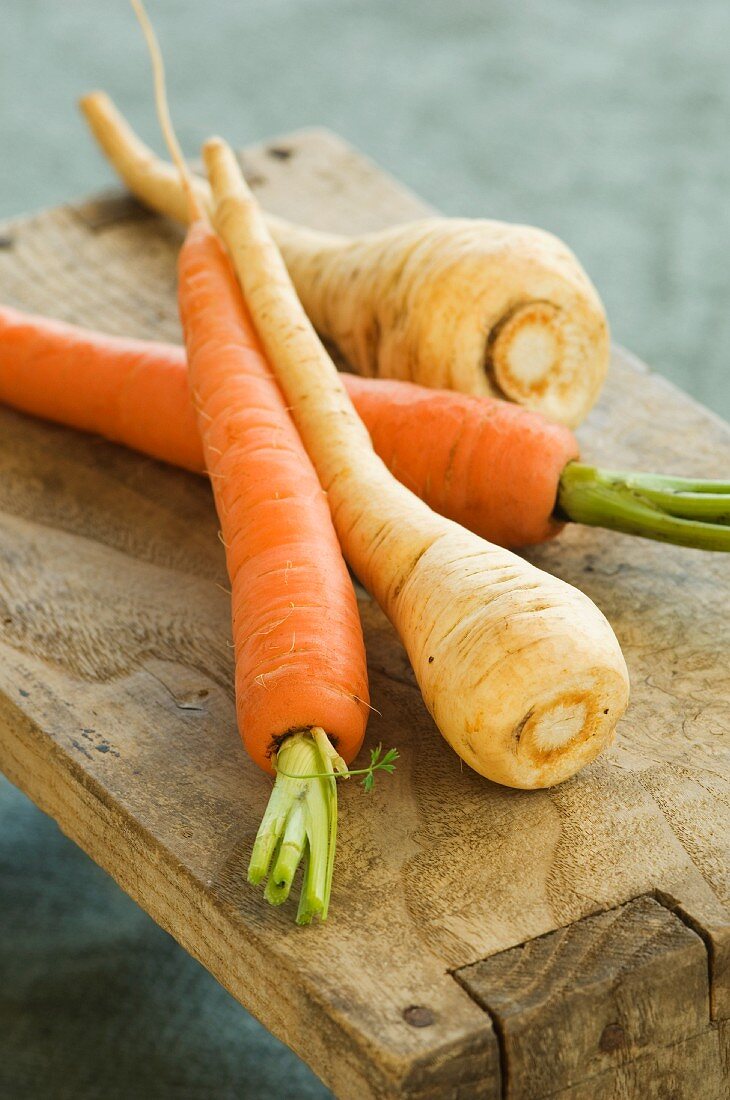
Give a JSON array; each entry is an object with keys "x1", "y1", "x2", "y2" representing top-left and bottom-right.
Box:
[
  {"x1": 550, "y1": 1029, "x2": 725, "y2": 1100},
  {"x1": 456, "y1": 894, "x2": 721, "y2": 1097},
  {"x1": 0, "y1": 127, "x2": 728, "y2": 1098}
]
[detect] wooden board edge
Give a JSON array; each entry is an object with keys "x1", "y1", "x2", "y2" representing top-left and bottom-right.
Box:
[
  {"x1": 616, "y1": 346, "x2": 730, "y2": 436},
  {"x1": 452, "y1": 892, "x2": 728, "y2": 1098},
  {"x1": 0, "y1": 696, "x2": 501, "y2": 1100},
  {"x1": 656, "y1": 888, "x2": 730, "y2": 1023},
  {"x1": 544, "y1": 1027, "x2": 725, "y2": 1100}
]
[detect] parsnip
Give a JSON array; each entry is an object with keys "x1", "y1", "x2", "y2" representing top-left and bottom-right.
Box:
[
  {"x1": 80, "y1": 91, "x2": 609, "y2": 427},
  {"x1": 276, "y1": 217, "x2": 609, "y2": 428},
  {"x1": 204, "y1": 137, "x2": 630, "y2": 790}
]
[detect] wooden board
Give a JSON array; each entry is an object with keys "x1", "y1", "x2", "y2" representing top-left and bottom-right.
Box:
[{"x1": 0, "y1": 128, "x2": 728, "y2": 1099}]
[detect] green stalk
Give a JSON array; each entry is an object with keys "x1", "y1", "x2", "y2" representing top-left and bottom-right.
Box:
[
  {"x1": 248, "y1": 730, "x2": 338, "y2": 925},
  {"x1": 557, "y1": 463, "x2": 730, "y2": 551}
]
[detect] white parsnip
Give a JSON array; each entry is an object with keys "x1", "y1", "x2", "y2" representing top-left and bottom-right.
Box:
[
  {"x1": 203, "y1": 137, "x2": 630, "y2": 790},
  {"x1": 80, "y1": 91, "x2": 212, "y2": 225},
  {"x1": 276, "y1": 217, "x2": 609, "y2": 428},
  {"x1": 80, "y1": 91, "x2": 609, "y2": 427}
]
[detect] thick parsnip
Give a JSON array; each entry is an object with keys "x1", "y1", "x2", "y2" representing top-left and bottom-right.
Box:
[
  {"x1": 276, "y1": 217, "x2": 609, "y2": 428},
  {"x1": 203, "y1": 137, "x2": 630, "y2": 790},
  {"x1": 80, "y1": 91, "x2": 609, "y2": 427}
]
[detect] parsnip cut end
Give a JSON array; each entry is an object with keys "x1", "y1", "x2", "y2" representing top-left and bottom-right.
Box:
[
  {"x1": 502, "y1": 672, "x2": 627, "y2": 789},
  {"x1": 489, "y1": 302, "x2": 563, "y2": 401}
]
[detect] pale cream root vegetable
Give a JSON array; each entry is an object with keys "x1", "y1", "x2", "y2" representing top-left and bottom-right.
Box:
[
  {"x1": 80, "y1": 91, "x2": 609, "y2": 427},
  {"x1": 276, "y1": 218, "x2": 610, "y2": 428},
  {"x1": 203, "y1": 137, "x2": 630, "y2": 790},
  {"x1": 80, "y1": 91, "x2": 212, "y2": 225}
]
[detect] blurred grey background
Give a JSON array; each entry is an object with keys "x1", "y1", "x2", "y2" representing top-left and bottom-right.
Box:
[
  {"x1": 1, "y1": 1, "x2": 728, "y2": 1097},
  {"x1": 2, "y1": 0, "x2": 730, "y2": 417}
]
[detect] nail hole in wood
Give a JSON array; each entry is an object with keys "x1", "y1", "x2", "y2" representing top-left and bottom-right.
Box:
[
  {"x1": 267, "y1": 146, "x2": 293, "y2": 160},
  {"x1": 599, "y1": 1023, "x2": 625, "y2": 1053},
  {"x1": 403, "y1": 1005, "x2": 434, "y2": 1028}
]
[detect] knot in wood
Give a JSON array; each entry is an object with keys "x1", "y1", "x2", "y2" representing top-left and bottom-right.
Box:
[{"x1": 403, "y1": 1005, "x2": 434, "y2": 1028}]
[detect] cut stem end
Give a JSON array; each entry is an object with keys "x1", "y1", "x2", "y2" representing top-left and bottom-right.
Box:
[
  {"x1": 557, "y1": 462, "x2": 730, "y2": 552},
  {"x1": 247, "y1": 729, "x2": 338, "y2": 924}
]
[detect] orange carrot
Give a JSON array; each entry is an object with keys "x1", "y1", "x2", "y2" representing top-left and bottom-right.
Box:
[
  {"x1": 2, "y1": 302, "x2": 728, "y2": 552},
  {"x1": 0, "y1": 304, "x2": 202, "y2": 472},
  {"x1": 178, "y1": 225, "x2": 368, "y2": 772},
  {"x1": 126, "y1": 0, "x2": 369, "y2": 922},
  {"x1": 0, "y1": 302, "x2": 573, "y2": 544},
  {"x1": 343, "y1": 374, "x2": 577, "y2": 548}
]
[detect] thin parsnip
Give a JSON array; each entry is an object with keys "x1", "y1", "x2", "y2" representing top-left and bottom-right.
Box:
[
  {"x1": 204, "y1": 135, "x2": 631, "y2": 789},
  {"x1": 4, "y1": 303, "x2": 728, "y2": 550},
  {"x1": 80, "y1": 90, "x2": 609, "y2": 427}
]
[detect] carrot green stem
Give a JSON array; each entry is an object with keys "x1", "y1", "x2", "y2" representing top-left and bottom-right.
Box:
[
  {"x1": 248, "y1": 729, "x2": 338, "y2": 924},
  {"x1": 557, "y1": 463, "x2": 730, "y2": 551}
]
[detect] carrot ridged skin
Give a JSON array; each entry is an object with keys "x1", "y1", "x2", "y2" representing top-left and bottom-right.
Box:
[
  {"x1": 0, "y1": 304, "x2": 202, "y2": 473},
  {"x1": 0, "y1": 304, "x2": 578, "y2": 548},
  {"x1": 176, "y1": 221, "x2": 369, "y2": 772},
  {"x1": 345, "y1": 375, "x2": 578, "y2": 548}
]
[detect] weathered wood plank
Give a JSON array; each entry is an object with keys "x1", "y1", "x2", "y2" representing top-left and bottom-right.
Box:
[
  {"x1": 550, "y1": 1028, "x2": 725, "y2": 1100},
  {"x1": 0, "y1": 127, "x2": 728, "y2": 1096},
  {"x1": 0, "y1": 515, "x2": 500, "y2": 1099},
  {"x1": 0, "y1": 666, "x2": 497, "y2": 1100},
  {"x1": 455, "y1": 895, "x2": 716, "y2": 1097},
  {"x1": 720, "y1": 1019, "x2": 730, "y2": 1081}
]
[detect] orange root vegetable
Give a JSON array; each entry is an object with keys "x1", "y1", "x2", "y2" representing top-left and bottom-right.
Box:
[
  {"x1": 129, "y1": 0, "x2": 369, "y2": 922},
  {"x1": 0, "y1": 304, "x2": 569, "y2": 545},
  {"x1": 4, "y1": 302, "x2": 728, "y2": 552},
  {"x1": 80, "y1": 89, "x2": 609, "y2": 427},
  {"x1": 343, "y1": 374, "x2": 576, "y2": 547},
  {"x1": 178, "y1": 226, "x2": 369, "y2": 776},
  {"x1": 180, "y1": 214, "x2": 371, "y2": 925},
  {"x1": 0, "y1": 304, "x2": 203, "y2": 472},
  {"x1": 203, "y1": 135, "x2": 631, "y2": 790}
]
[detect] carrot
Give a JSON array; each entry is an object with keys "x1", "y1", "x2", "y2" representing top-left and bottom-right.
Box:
[
  {"x1": 129, "y1": 0, "x2": 371, "y2": 923},
  {"x1": 346, "y1": 376, "x2": 730, "y2": 551},
  {"x1": 80, "y1": 89, "x2": 609, "y2": 428},
  {"x1": 177, "y1": 229, "x2": 369, "y2": 769},
  {"x1": 0, "y1": 304, "x2": 202, "y2": 472},
  {"x1": 4, "y1": 303, "x2": 729, "y2": 551},
  {"x1": 202, "y1": 134, "x2": 631, "y2": 790},
  {"x1": 345, "y1": 374, "x2": 576, "y2": 547}
]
